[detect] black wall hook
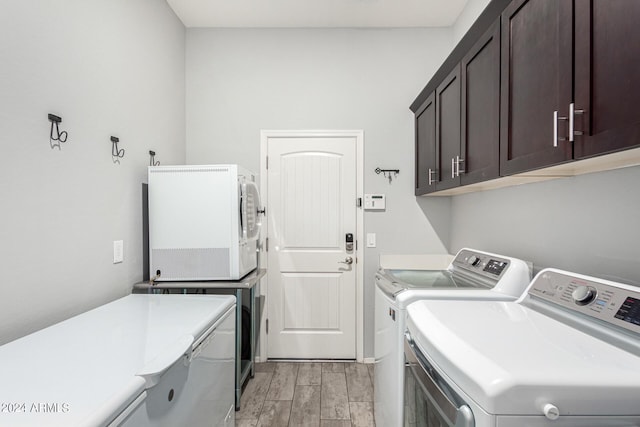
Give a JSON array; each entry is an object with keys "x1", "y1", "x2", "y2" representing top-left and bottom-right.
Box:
[
  {"x1": 149, "y1": 150, "x2": 160, "y2": 166},
  {"x1": 48, "y1": 114, "x2": 68, "y2": 149},
  {"x1": 111, "y1": 136, "x2": 125, "y2": 164}
]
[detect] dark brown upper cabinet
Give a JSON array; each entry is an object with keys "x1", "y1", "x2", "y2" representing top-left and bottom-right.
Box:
[
  {"x1": 499, "y1": 0, "x2": 573, "y2": 176},
  {"x1": 416, "y1": 21, "x2": 500, "y2": 194},
  {"x1": 415, "y1": 92, "x2": 437, "y2": 195},
  {"x1": 573, "y1": 0, "x2": 640, "y2": 159},
  {"x1": 411, "y1": 0, "x2": 640, "y2": 195},
  {"x1": 461, "y1": 19, "x2": 501, "y2": 185},
  {"x1": 435, "y1": 66, "x2": 462, "y2": 191}
]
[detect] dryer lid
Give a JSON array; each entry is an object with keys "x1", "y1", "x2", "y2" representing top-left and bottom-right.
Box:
[
  {"x1": 375, "y1": 248, "x2": 532, "y2": 299},
  {"x1": 377, "y1": 268, "x2": 488, "y2": 298}
]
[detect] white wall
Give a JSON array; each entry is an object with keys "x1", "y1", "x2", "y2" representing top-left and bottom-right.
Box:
[
  {"x1": 0, "y1": 1, "x2": 185, "y2": 345},
  {"x1": 453, "y1": 0, "x2": 492, "y2": 44},
  {"x1": 185, "y1": 28, "x2": 454, "y2": 357},
  {"x1": 450, "y1": 166, "x2": 640, "y2": 286}
]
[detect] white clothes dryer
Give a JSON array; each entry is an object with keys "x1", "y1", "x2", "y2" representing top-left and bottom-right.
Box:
[
  {"x1": 405, "y1": 268, "x2": 640, "y2": 426},
  {"x1": 374, "y1": 248, "x2": 531, "y2": 427}
]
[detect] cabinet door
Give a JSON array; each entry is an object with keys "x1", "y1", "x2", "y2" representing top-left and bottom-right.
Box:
[
  {"x1": 573, "y1": 0, "x2": 640, "y2": 158},
  {"x1": 500, "y1": 0, "x2": 573, "y2": 175},
  {"x1": 461, "y1": 19, "x2": 500, "y2": 186},
  {"x1": 435, "y1": 66, "x2": 461, "y2": 191},
  {"x1": 415, "y1": 92, "x2": 437, "y2": 195}
]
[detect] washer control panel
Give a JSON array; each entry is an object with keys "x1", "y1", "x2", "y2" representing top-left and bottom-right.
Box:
[
  {"x1": 528, "y1": 269, "x2": 640, "y2": 334},
  {"x1": 452, "y1": 249, "x2": 510, "y2": 280}
]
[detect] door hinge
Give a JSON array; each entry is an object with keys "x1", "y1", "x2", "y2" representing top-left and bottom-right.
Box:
[
  {"x1": 266, "y1": 319, "x2": 269, "y2": 334},
  {"x1": 266, "y1": 156, "x2": 268, "y2": 170},
  {"x1": 356, "y1": 197, "x2": 362, "y2": 208},
  {"x1": 265, "y1": 237, "x2": 269, "y2": 252}
]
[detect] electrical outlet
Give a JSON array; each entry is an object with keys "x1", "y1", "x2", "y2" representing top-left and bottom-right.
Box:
[{"x1": 113, "y1": 240, "x2": 124, "y2": 264}]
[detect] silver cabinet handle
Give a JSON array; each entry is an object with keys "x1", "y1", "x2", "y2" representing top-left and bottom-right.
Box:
[
  {"x1": 569, "y1": 103, "x2": 584, "y2": 141},
  {"x1": 455, "y1": 155, "x2": 465, "y2": 177},
  {"x1": 428, "y1": 168, "x2": 437, "y2": 186},
  {"x1": 553, "y1": 110, "x2": 568, "y2": 147},
  {"x1": 339, "y1": 256, "x2": 353, "y2": 265},
  {"x1": 553, "y1": 110, "x2": 558, "y2": 146}
]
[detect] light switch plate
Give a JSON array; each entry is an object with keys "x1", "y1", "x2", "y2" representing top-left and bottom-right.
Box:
[
  {"x1": 113, "y1": 240, "x2": 124, "y2": 264},
  {"x1": 367, "y1": 233, "x2": 376, "y2": 248}
]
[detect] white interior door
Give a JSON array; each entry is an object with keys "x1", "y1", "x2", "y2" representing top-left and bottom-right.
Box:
[{"x1": 266, "y1": 135, "x2": 357, "y2": 359}]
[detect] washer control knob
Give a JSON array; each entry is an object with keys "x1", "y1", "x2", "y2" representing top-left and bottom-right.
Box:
[
  {"x1": 572, "y1": 286, "x2": 597, "y2": 306},
  {"x1": 543, "y1": 403, "x2": 560, "y2": 420},
  {"x1": 468, "y1": 255, "x2": 481, "y2": 267}
]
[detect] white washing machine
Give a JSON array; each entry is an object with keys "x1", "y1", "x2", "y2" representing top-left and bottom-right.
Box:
[
  {"x1": 374, "y1": 248, "x2": 532, "y2": 427},
  {"x1": 405, "y1": 268, "x2": 640, "y2": 426}
]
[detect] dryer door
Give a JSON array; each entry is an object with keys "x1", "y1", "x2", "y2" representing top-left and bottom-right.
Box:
[
  {"x1": 404, "y1": 333, "x2": 475, "y2": 427},
  {"x1": 241, "y1": 181, "x2": 261, "y2": 241}
]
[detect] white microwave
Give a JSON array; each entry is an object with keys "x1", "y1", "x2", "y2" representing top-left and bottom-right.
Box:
[{"x1": 148, "y1": 164, "x2": 261, "y2": 281}]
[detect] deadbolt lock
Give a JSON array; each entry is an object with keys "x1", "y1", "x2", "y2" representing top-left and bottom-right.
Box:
[{"x1": 346, "y1": 233, "x2": 354, "y2": 252}]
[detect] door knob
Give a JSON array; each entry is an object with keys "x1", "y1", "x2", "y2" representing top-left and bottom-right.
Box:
[{"x1": 339, "y1": 256, "x2": 353, "y2": 265}]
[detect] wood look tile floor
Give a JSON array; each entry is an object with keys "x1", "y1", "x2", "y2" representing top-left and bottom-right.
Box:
[{"x1": 236, "y1": 362, "x2": 376, "y2": 427}]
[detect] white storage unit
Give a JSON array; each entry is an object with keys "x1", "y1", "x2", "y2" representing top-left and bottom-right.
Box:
[
  {"x1": 0, "y1": 294, "x2": 235, "y2": 427},
  {"x1": 148, "y1": 164, "x2": 261, "y2": 281}
]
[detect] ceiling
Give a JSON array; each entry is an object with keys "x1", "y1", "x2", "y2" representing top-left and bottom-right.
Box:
[{"x1": 166, "y1": 0, "x2": 469, "y2": 28}]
